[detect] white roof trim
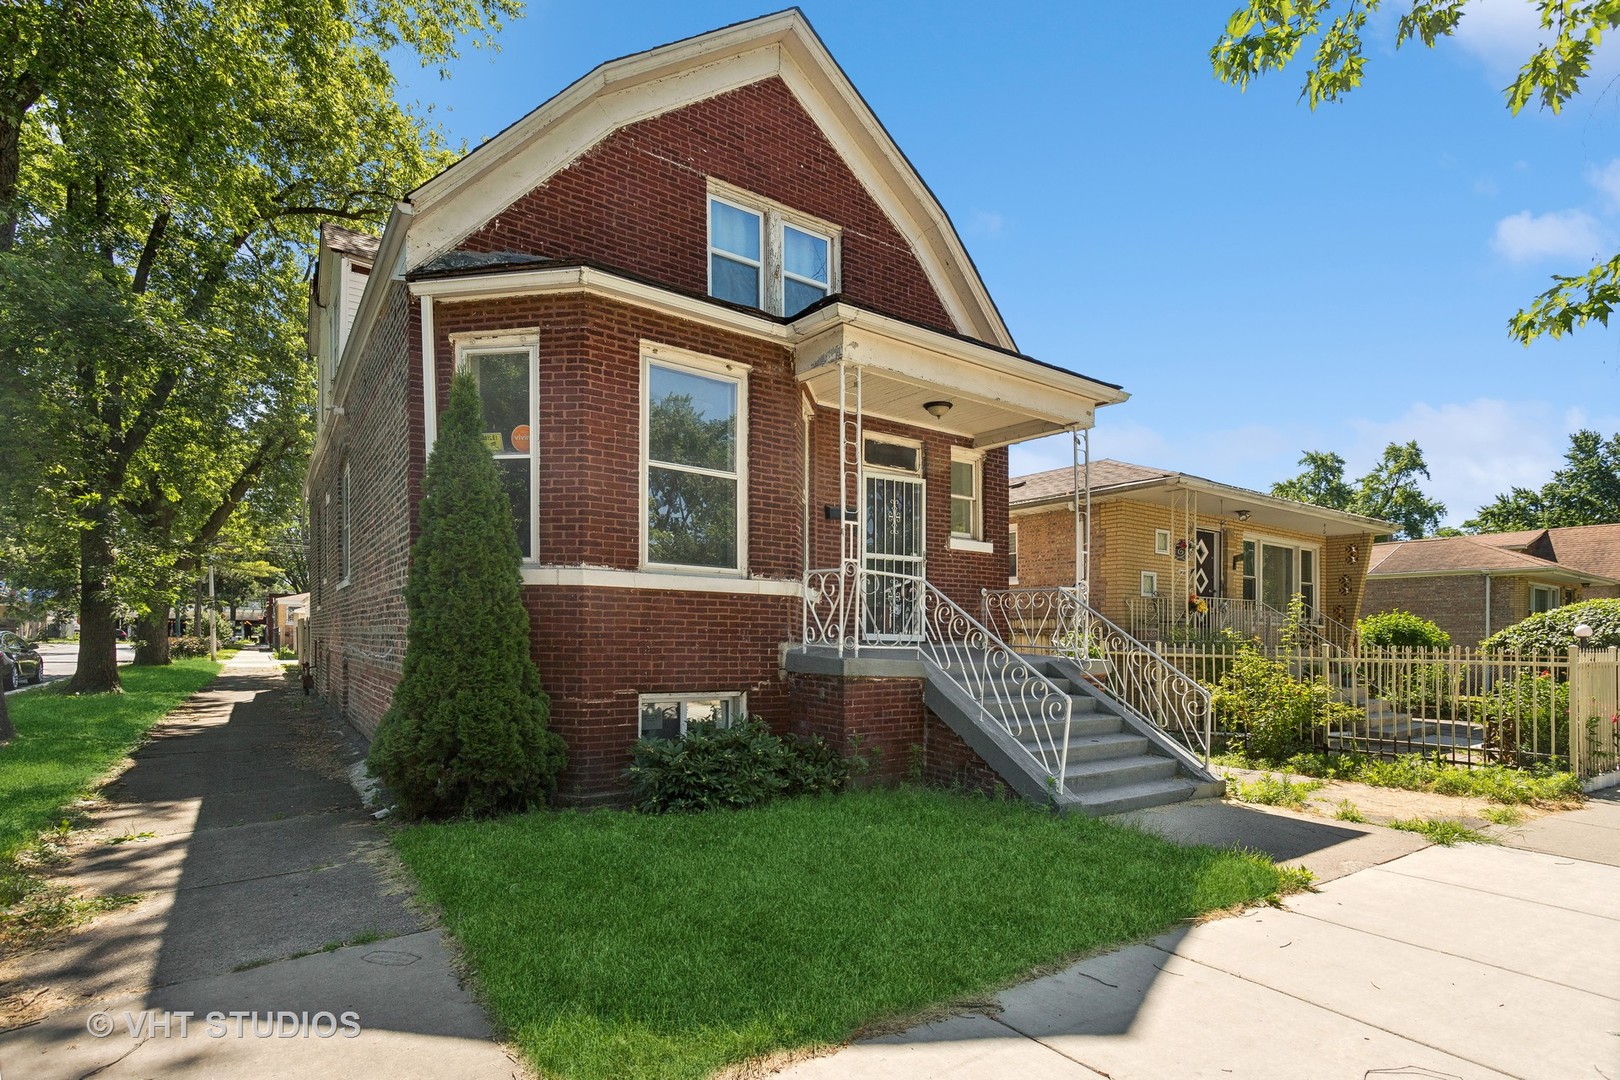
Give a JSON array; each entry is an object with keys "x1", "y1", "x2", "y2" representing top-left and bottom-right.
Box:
[{"x1": 403, "y1": 10, "x2": 1015, "y2": 350}]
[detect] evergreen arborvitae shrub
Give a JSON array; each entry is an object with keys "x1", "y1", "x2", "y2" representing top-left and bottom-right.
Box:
[{"x1": 368, "y1": 372, "x2": 565, "y2": 818}]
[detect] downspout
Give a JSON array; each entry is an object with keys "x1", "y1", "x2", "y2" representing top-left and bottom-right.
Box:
[{"x1": 1483, "y1": 573, "x2": 1492, "y2": 638}]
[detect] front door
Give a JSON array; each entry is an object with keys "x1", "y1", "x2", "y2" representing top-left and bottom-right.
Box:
[
  {"x1": 1193, "y1": 529, "x2": 1221, "y2": 599},
  {"x1": 863, "y1": 473, "x2": 925, "y2": 642}
]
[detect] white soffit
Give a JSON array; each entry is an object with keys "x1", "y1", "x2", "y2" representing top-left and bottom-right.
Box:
[{"x1": 405, "y1": 10, "x2": 1015, "y2": 350}]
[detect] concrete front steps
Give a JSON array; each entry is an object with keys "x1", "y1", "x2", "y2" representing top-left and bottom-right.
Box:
[
  {"x1": 925, "y1": 654, "x2": 1223, "y2": 816},
  {"x1": 1327, "y1": 695, "x2": 1487, "y2": 754}
]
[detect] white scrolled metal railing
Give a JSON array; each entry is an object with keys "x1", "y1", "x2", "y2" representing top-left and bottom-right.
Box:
[
  {"x1": 802, "y1": 566, "x2": 1074, "y2": 791},
  {"x1": 983, "y1": 587, "x2": 1213, "y2": 767}
]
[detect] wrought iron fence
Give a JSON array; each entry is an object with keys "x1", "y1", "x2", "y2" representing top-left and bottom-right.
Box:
[{"x1": 981, "y1": 587, "x2": 1213, "y2": 767}]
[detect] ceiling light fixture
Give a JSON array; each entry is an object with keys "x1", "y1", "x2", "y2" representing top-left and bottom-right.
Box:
[{"x1": 923, "y1": 400, "x2": 953, "y2": 419}]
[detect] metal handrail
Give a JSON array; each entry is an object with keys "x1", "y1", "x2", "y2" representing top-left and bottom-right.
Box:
[
  {"x1": 802, "y1": 566, "x2": 1074, "y2": 791},
  {"x1": 984, "y1": 587, "x2": 1213, "y2": 767}
]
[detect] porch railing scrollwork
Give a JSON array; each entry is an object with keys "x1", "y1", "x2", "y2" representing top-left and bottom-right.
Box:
[
  {"x1": 983, "y1": 587, "x2": 1213, "y2": 767},
  {"x1": 802, "y1": 567, "x2": 1074, "y2": 792}
]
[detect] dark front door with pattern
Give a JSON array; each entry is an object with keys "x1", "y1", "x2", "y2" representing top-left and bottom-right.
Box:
[{"x1": 1193, "y1": 529, "x2": 1221, "y2": 598}]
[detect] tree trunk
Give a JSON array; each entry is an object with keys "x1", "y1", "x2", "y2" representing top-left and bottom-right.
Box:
[
  {"x1": 67, "y1": 517, "x2": 121, "y2": 693},
  {"x1": 192, "y1": 584, "x2": 203, "y2": 639},
  {"x1": 132, "y1": 604, "x2": 172, "y2": 665}
]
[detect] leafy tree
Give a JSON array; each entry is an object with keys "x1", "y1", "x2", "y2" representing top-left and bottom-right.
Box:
[
  {"x1": 1213, "y1": 1, "x2": 1620, "y2": 343},
  {"x1": 0, "y1": 0, "x2": 516, "y2": 692},
  {"x1": 1270, "y1": 440, "x2": 1445, "y2": 539},
  {"x1": 368, "y1": 373, "x2": 566, "y2": 819},
  {"x1": 1467, "y1": 430, "x2": 1620, "y2": 531}
]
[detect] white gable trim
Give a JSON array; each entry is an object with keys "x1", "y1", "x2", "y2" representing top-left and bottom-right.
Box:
[{"x1": 404, "y1": 11, "x2": 1014, "y2": 350}]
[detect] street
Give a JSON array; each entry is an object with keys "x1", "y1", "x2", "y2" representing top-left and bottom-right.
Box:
[{"x1": 4, "y1": 641, "x2": 135, "y2": 695}]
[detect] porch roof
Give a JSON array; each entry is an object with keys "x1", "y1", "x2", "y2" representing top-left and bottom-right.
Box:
[
  {"x1": 791, "y1": 302, "x2": 1128, "y2": 450},
  {"x1": 1009, "y1": 459, "x2": 1395, "y2": 538},
  {"x1": 1367, "y1": 535, "x2": 1620, "y2": 585}
]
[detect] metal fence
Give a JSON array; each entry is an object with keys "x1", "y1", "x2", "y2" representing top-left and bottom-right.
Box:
[
  {"x1": 1165, "y1": 640, "x2": 1588, "y2": 770},
  {"x1": 1571, "y1": 646, "x2": 1620, "y2": 780}
]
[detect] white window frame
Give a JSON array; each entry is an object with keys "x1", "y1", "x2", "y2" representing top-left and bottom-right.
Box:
[
  {"x1": 637, "y1": 692, "x2": 746, "y2": 741},
  {"x1": 1140, "y1": 570, "x2": 1159, "y2": 597},
  {"x1": 706, "y1": 194, "x2": 763, "y2": 309},
  {"x1": 1242, "y1": 534, "x2": 1322, "y2": 614},
  {"x1": 706, "y1": 181, "x2": 840, "y2": 317},
  {"x1": 455, "y1": 333, "x2": 541, "y2": 564},
  {"x1": 949, "y1": 449, "x2": 983, "y2": 543},
  {"x1": 862, "y1": 432, "x2": 923, "y2": 475},
  {"x1": 640, "y1": 343, "x2": 750, "y2": 576},
  {"x1": 1008, "y1": 523, "x2": 1019, "y2": 585},
  {"x1": 1154, "y1": 528, "x2": 1172, "y2": 556},
  {"x1": 1529, "y1": 584, "x2": 1560, "y2": 614},
  {"x1": 339, "y1": 462, "x2": 352, "y2": 587}
]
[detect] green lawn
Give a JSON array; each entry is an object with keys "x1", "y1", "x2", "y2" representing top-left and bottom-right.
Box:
[
  {"x1": 394, "y1": 787, "x2": 1289, "y2": 1080},
  {"x1": 0, "y1": 660, "x2": 221, "y2": 861}
]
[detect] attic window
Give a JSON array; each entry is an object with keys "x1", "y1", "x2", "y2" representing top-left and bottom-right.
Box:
[{"x1": 707, "y1": 186, "x2": 837, "y2": 317}]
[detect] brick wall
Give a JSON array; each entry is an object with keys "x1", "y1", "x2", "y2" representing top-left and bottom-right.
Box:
[
  {"x1": 1358, "y1": 573, "x2": 1572, "y2": 646},
  {"x1": 788, "y1": 673, "x2": 924, "y2": 786},
  {"x1": 306, "y1": 280, "x2": 418, "y2": 740},
  {"x1": 458, "y1": 77, "x2": 958, "y2": 337}
]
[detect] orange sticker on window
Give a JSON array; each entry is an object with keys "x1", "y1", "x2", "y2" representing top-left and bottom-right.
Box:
[{"x1": 511, "y1": 425, "x2": 531, "y2": 453}]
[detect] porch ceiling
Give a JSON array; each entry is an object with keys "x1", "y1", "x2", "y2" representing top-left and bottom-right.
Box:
[
  {"x1": 1088, "y1": 481, "x2": 1390, "y2": 539},
  {"x1": 790, "y1": 305, "x2": 1124, "y2": 449}
]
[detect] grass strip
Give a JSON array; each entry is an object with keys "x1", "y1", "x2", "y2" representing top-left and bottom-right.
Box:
[
  {"x1": 394, "y1": 786, "x2": 1289, "y2": 1080},
  {"x1": 0, "y1": 660, "x2": 221, "y2": 863},
  {"x1": 1213, "y1": 751, "x2": 1582, "y2": 805}
]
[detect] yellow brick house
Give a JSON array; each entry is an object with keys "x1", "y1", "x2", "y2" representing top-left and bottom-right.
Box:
[{"x1": 1009, "y1": 460, "x2": 1392, "y2": 647}]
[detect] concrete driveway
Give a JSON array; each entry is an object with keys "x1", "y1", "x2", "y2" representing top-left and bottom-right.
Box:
[{"x1": 779, "y1": 795, "x2": 1620, "y2": 1080}]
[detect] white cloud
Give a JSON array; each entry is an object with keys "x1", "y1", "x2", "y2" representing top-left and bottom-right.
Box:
[
  {"x1": 1342, "y1": 398, "x2": 1620, "y2": 525},
  {"x1": 1491, "y1": 209, "x2": 1605, "y2": 263},
  {"x1": 1589, "y1": 159, "x2": 1620, "y2": 209},
  {"x1": 1450, "y1": 0, "x2": 1549, "y2": 76}
]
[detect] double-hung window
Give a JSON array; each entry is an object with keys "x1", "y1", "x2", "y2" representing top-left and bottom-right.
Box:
[
  {"x1": 339, "y1": 462, "x2": 352, "y2": 585},
  {"x1": 462, "y1": 340, "x2": 539, "y2": 560},
  {"x1": 1530, "y1": 584, "x2": 1559, "y2": 613},
  {"x1": 950, "y1": 452, "x2": 981, "y2": 540},
  {"x1": 644, "y1": 350, "x2": 746, "y2": 572},
  {"x1": 707, "y1": 185, "x2": 837, "y2": 316}
]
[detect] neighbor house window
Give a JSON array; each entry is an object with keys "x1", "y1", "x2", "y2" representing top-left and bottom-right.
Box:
[
  {"x1": 1140, "y1": 571, "x2": 1158, "y2": 597},
  {"x1": 638, "y1": 693, "x2": 744, "y2": 741},
  {"x1": 1008, "y1": 524, "x2": 1019, "y2": 582},
  {"x1": 1155, "y1": 528, "x2": 1172, "y2": 556},
  {"x1": 644, "y1": 353, "x2": 745, "y2": 571},
  {"x1": 707, "y1": 186, "x2": 838, "y2": 316},
  {"x1": 339, "y1": 462, "x2": 352, "y2": 586},
  {"x1": 463, "y1": 340, "x2": 539, "y2": 560},
  {"x1": 1530, "y1": 584, "x2": 1559, "y2": 614},
  {"x1": 950, "y1": 451, "x2": 981, "y2": 540}
]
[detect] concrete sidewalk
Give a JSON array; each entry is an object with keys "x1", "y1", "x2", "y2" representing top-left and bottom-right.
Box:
[
  {"x1": 777, "y1": 797, "x2": 1620, "y2": 1080},
  {"x1": 0, "y1": 651, "x2": 521, "y2": 1079}
]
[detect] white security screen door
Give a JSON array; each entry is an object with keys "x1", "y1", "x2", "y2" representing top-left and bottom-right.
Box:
[{"x1": 863, "y1": 473, "x2": 925, "y2": 642}]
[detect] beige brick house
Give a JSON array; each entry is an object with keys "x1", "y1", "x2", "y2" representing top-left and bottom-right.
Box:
[
  {"x1": 1009, "y1": 460, "x2": 1390, "y2": 645},
  {"x1": 1363, "y1": 525, "x2": 1620, "y2": 645}
]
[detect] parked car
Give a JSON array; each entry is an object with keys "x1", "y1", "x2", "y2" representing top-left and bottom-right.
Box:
[
  {"x1": 0, "y1": 650, "x2": 15, "y2": 692},
  {"x1": 0, "y1": 631, "x2": 42, "y2": 687}
]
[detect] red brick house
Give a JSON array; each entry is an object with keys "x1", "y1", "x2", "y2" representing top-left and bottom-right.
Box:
[
  {"x1": 305, "y1": 12, "x2": 1224, "y2": 811},
  {"x1": 1363, "y1": 525, "x2": 1620, "y2": 645}
]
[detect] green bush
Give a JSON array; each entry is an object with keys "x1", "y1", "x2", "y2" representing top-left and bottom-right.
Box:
[
  {"x1": 168, "y1": 636, "x2": 209, "y2": 658},
  {"x1": 273, "y1": 645, "x2": 296, "y2": 660},
  {"x1": 1482, "y1": 597, "x2": 1620, "y2": 653},
  {"x1": 1359, "y1": 610, "x2": 1450, "y2": 649},
  {"x1": 368, "y1": 373, "x2": 566, "y2": 819},
  {"x1": 627, "y1": 720, "x2": 848, "y2": 813},
  {"x1": 1212, "y1": 642, "x2": 1361, "y2": 763}
]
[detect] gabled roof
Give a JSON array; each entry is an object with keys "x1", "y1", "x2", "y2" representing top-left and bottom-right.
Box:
[
  {"x1": 1009, "y1": 459, "x2": 1394, "y2": 537},
  {"x1": 1367, "y1": 532, "x2": 1620, "y2": 585},
  {"x1": 402, "y1": 8, "x2": 1016, "y2": 350},
  {"x1": 1542, "y1": 522, "x2": 1620, "y2": 580}
]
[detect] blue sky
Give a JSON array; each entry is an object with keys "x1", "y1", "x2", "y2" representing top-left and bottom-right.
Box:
[{"x1": 391, "y1": 1, "x2": 1620, "y2": 527}]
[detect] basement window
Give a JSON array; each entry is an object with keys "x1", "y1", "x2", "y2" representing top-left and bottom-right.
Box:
[{"x1": 638, "y1": 693, "x2": 744, "y2": 741}]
